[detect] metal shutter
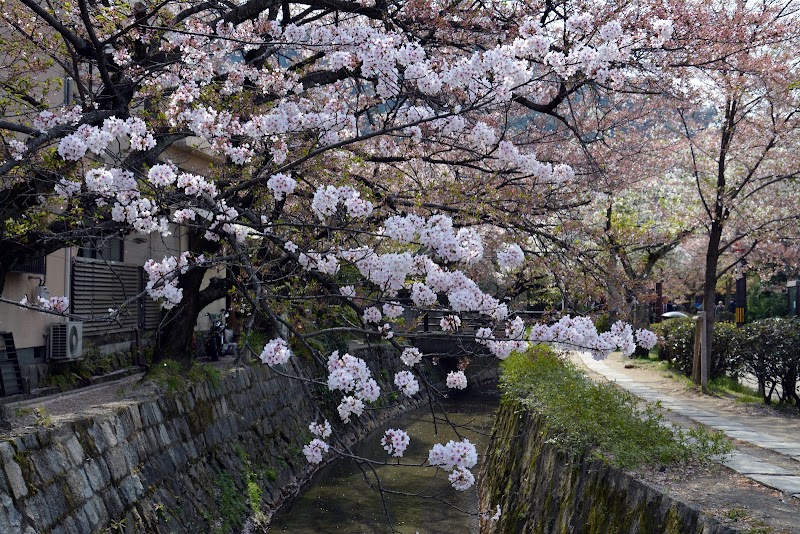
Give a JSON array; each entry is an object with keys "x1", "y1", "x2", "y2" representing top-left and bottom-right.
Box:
[{"x1": 71, "y1": 257, "x2": 158, "y2": 336}]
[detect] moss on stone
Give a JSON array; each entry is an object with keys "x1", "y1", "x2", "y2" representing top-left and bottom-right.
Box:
[
  {"x1": 186, "y1": 399, "x2": 215, "y2": 436},
  {"x1": 12, "y1": 448, "x2": 37, "y2": 495},
  {"x1": 665, "y1": 506, "x2": 682, "y2": 534}
]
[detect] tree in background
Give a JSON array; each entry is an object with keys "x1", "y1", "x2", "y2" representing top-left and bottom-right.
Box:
[{"x1": 659, "y1": 0, "x2": 800, "y2": 362}]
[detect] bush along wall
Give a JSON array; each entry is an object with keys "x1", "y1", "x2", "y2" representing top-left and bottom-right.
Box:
[
  {"x1": 731, "y1": 318, "x2": 800, "y2": 405},
  {"x1": 655, "y1": 318, "x2": 738, "y2": 380},
  {"x1": 656, "y1": 317, "x2": 800, "y2": 406}
]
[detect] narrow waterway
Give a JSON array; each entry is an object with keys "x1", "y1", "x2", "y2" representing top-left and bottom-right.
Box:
[{"x1": 270, "y1": 392, "x2": 499, "y2": 533}]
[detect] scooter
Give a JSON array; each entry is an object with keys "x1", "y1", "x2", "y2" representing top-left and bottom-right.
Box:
[{"x1": 204, "y1": 311, "x2": 226, "y2": 361}]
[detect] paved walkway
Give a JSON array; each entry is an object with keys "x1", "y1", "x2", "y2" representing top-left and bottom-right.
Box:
[{"x1": 574, "y1": 351, "x2": 800, "y2": 499}]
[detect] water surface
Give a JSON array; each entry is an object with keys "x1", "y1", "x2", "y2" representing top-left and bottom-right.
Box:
[{"x1": 270, "y1": 393, "x2": 499, "y2": 533}]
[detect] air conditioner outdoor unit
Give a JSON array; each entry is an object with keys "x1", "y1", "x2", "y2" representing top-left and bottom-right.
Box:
[{"x1": 49, "y1": 322, "x2": 83, "y2": 361}]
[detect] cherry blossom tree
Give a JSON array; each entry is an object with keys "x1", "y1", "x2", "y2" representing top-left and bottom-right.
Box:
[
  {"x1": 649, "y1": 0, "x2": 800, "y2": 362},
  {"x1": 1, "y1": 0, "x2": 672, "y2": 518}
]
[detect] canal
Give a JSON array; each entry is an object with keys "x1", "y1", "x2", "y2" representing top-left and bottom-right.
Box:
[{"x1": 270, "y1": 392, "x2": 500, "y2": 533}]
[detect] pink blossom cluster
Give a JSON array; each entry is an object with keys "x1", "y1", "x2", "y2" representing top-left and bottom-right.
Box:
[
  {"x1": 143, "y1": 253, "x2": 191, "y2": 309},
  {"x1": 445, "y1": 370, "x2": 468, "y2": 390},
  {"x1": 259, "y1": 338, "x2": 292, "y2": 366},
  {"x1": 57, "y1": 117, "x2": 155, "y2": 161},
  {"x1": 147, "y1": 164, "x2": 178, "y2": 187},
  {"x1": 327, "y1": 351, "x2": 381, "y2": 422},
  {"x1": 382, "y1": 302, "x2": 404, "y2": 319},
  {"x1": 474, "y1": 324, "x2": 528, "y2": 360},
  {"x1": 342, "y1": 249, "x2": 414, "y2": 295},
  {"x1": 420, "y1": 215, "x2": 484, "y2": 264},
  {"x1": 428, "y1": 439, "x2": 478, "y2": 471},
  {"x1": 410, "y1": 282, "x2": 437, "y2": 307},
  {"x1": 61, "y1": 165, "x2": 173, "y2": 236},
  {"x1": 176, "y1": 171, "x2": 218, "y2": 197},
  {"x1": 337, "y1": 396, "x2": 364, "y2": 424},
  {"x1": 448, "y1": 466, "x2": 476, "y2": 491},
  {"x1": 381, "y1": 428, "x2": 410, "y2": 457},
  {"x1": 496, "y1": 243, "x2": 526, "y2": 271},
  {"x1": 379, "y1": 323, "x2": 393, "y2": 339},
  {"x1": 303, "y1": 438, "x2": 329, "y2": 464},
  {"x1": 34, "y1": 296, "x2": 70, "y2": 313},
  {"x1": 383, "y1": 214, "x2": 424, "y2": 242},
  {"x1": 635, "y1": 329, "x2": 659, "y2": 350},
  {"x1": 298, "y1": 252, "x2": 340, "y2": 276},
  {"x1": 609, "y1": 321, "x2": 636, "y2": 357},
  {"x1": 88, "y1": 169, "x2": 144, "y2": 209},
  {"x1": 505, "y1": 316, "x2": 526, "y2": 340},
  {"x1": 309, "y1": 420, "x2": 332, "y2": 439},
  {"x1": 440, "y1": 315, "x2": 462, "y2": 332},
  {"x1": 54, "y1": 178, "x2": 82, "y2": 198},
  {"x1": 651, "y1": 19, "x2": 675, "y2": 46},
  {"x1": 112, "y1": 197, "x2": 169, "y2": 235},
  {"x1": 393, "y1": 370, "x2": 419, "y2": 397},
  {"x1": 362, "y1": 307, "x2": 382, "y2": 324},
  {"x1": 400, "y1": 347, "x2": 423, "y2": 367},
  {"x1": 381, "y1": 214, "x2": 484, "y2": 264},
  {"x1": 8, "y1": 139, "x2": 26, "y2": 160},
  {"x1": 421, "y1": 262, "x2": 508, "y2": 320},
  {"x1": 311, "y1": 185, "x2": 374, "y2": 220},
  {"x1": 528, "y1": 316, "x2": 657, "y2": 359},
  {"x1": 172, "y1": 209, "x2": 196, "y2": 224},
  {"x1": 32, "y1": 106, "x2": 82, "y2": 131},
  {"x1": 428, "y1": 439, "x2": 478, "y2": 489},
  {"x1": 266, "y1": 173, "x2": 297, "y2": 201}
]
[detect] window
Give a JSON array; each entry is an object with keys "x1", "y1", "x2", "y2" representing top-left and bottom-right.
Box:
[
  {"x1": 9, "y1": 255, "x2": 46, "y2": 274},
  {"x1": 78, "y1": 236, "x2": 124, "y2": 262}
]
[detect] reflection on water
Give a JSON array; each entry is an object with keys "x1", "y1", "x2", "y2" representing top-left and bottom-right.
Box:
[{"x1": 270, "y1": 393, "x2": 499, "y2": 534}]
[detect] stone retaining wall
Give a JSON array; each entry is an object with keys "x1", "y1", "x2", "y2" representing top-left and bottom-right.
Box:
[
  {"x1": 478, "y1": 399, "x2": 740, "y2": 534},
  {"x1": 0, "y1": 346, "x2": 497, "y2": 533}
]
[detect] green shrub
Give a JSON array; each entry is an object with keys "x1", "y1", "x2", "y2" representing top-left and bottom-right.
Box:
[
  {"x1": 657, "y1": 316, "x2": 800, "y2": 406},
  {"x1": 144, "y1": 360, "x2": 222, "y2": 392},
  {"x1": 747, "y1": 283, "x2": 788, "y2": 320},
  {"x1": 730, "y1": 317, "x2": 800, "y2": 405},
  {"x1": 500, "y1": 347, "x2": 732, "y2": 468},
  {"x1": 655, "y1": 318, "x2": 739, "y2": 380},
  {"x1": 655, "y1": 317, "x2": 695, "y2": 367}
]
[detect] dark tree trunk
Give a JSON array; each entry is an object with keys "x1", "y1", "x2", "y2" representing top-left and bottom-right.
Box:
[
  {"x1": 700, "y1": 97, "x2": 737, "y2": 386},
  {"x1": 154, "y1": 267, "x2": 233, "y2": 364},
  {"x1": 702, "y1": 219, "x2": 723, "y2": 380}
]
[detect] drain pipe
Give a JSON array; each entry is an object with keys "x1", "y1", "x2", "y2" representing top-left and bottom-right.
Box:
[{"x1": 64, "y1": 247, "x2": 71, "y2": 320}]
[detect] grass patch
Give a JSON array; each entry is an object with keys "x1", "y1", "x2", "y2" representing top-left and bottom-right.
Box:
[
  {"x1": 708, "y1": 376, "x2": 762, "y2": 403},
  {"x1": 33, "y1": 407, "x2": 53, "y2": 428},
  {"x1": 724, "y1": 508, "x2": 750, "y2": 521},
  {"x1": 500, "y1": 346, "x2": 733, "y2": 468},
  {"x1": 14, "y1": 406, "x2": 33, "y2": 417},
  {"x1": 213, "y1": 472, "x2": 247, "y2": 534},
  {"x1": 41, "y1": 372, "x2": 81, "y2": 391},
  {"x1": 144, "y1": 360, "x2": 222, "y2": 392}
]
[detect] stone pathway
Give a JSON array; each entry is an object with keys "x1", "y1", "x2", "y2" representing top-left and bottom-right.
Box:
[{"x1": 574, "y1": 351, "x2": 800, "y2": 499}]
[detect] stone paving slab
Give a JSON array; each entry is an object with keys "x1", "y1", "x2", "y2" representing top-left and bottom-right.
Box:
[
  {"x1": 723, "y1": 452, "x2": 793, "y2": 475},
  {"x1": 575, "y1": 351, "x2": 800, "y2": 499},
  {"x1": 748, "y1": 474, "x2": 800, "y2": 495}
]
